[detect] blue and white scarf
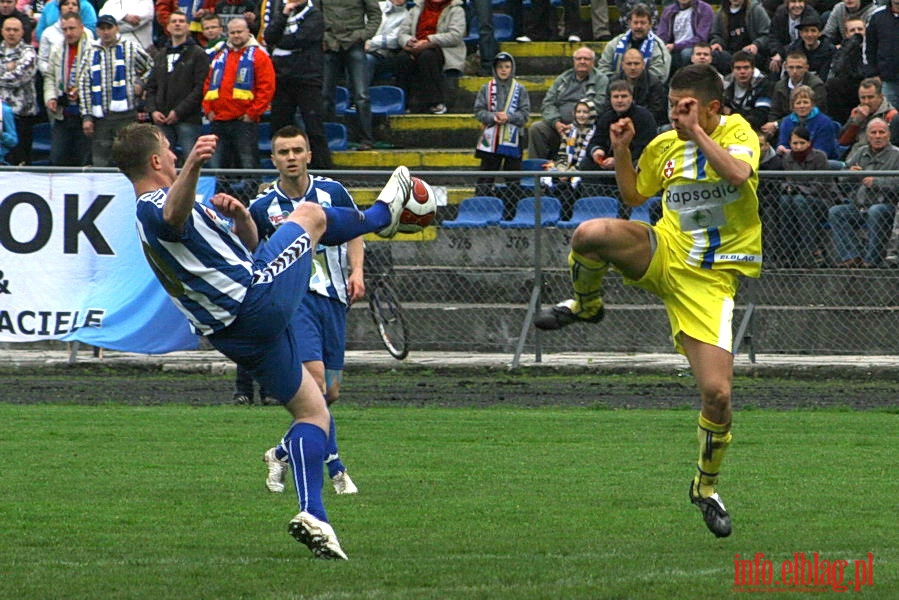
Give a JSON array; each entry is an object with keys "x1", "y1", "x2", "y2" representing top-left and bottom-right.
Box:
[
  {"x1": 205, "y1": 45, "x2": 257, "y2": 101},
  {"x1": 612, "y1": 31, "x2": 656, "y2": 73},
  {"x1": 476, "y1": 78, "x2": 525, "y2": 158},
  {"x1": 90, "y1": 43, "x2": 128, "y2": 118}
]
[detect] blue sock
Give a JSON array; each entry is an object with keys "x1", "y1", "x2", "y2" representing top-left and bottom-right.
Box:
[
  {"x1": 324, "y1": 413, "x2": 345, "y2": 478},
  {"x1": 284, "y1": 422, "x2": 328, "y2": 522},
  {"x1": 320, "y1": 204, "x2": 390, "y2": 246},
  {"x1": 273, "y1": 442, "x2": 288, "y2": 462}
]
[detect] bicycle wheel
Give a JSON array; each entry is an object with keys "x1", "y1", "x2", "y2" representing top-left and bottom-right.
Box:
[{"x1": 368, "y1": 282, "x2": 409, "y2": 360}]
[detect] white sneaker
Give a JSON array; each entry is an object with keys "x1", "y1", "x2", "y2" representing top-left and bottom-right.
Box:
[
  {"x1": 263, "y1": 448, "x2": 288, "y2": 493},
  {"x1": 568, "y1": 34, "x2": 581, "y2": 43},
  {"x1": 375, "y1": 165, "x2": 412, "y2": 238},
  {"x1": 332, "y1": 470, "x2": 358, "y2": 495},
  {"x1": 288, "y1": 511, "x2": 349, "y2": 560}
]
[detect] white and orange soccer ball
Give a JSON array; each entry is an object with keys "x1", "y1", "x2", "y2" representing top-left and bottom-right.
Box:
[{"x1": 397, "y1": 176, "x2": 437, "y2": 233}]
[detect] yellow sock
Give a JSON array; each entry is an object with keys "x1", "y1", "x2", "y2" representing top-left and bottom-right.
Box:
[
  {"x1": 567, "y1": 250, "x2": 608, "y2": 316},
  {"x1": 693, "y1": 413, "x2": 732, "y2": 498}
]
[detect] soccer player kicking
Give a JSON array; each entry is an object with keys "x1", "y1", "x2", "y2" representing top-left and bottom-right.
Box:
[
  {"x1": 113, "y1": 124, "x2": 412, "y2": 558},
  {"x1": 535, "y1": 64, "x2": 763, "y2": 537}
]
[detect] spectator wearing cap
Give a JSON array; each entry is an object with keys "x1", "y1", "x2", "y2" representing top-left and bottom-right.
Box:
[
  {"x1": 78, "y1": 14, "x2": 152, "y2": 166},
  {"x1": 785, "y1": 12, "x2": 834, "y2": 82}
]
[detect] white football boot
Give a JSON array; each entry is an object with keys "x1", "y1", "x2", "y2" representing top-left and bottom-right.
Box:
[
  {"x1": 288, "y1": 511, "x2": 349, "y2": 560},
  {"x1": 332, "y1": 470, "x2": 358, "y2": 495},
  {"x1": 375, "y1": 165, "x2": 412, "y2": 238},
  {"x1": 262, "y1": 448, "x2": 288, "y2": 493}
]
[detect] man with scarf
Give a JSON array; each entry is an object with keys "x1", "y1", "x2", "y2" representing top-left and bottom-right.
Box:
[
  {"x1": 77, "y1": 14, "x2": 152, "y2": 166},
  {"x1": 43, "y1": 11, "x2": 92, "y2": 165},
  {"x1": 145, "y1": 10, "x2": 209, "y2": 165},
  {"x1": 598, "y1": 3, "x2": 671, "y2": 84},
  {"x1": 264, "y1": 0, "x2": 331, "y2": 168},
  {"x1": 202, "y1": 16, "x2": 274, "y2": 168}
]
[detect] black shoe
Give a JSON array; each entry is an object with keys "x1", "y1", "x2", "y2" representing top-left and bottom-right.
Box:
[
  {"x1": 689, "y1": 481, "x2": 732, "y2": 538},
  {"x1": 233, "y1": 393, "x2": 253, "y2": 405},
  {"x1": 534, "y1": 300, "x2": 605, "y2": 331}
]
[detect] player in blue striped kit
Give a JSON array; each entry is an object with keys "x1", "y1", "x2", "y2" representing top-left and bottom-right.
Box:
[
  {"x1": 250, "y1": 126, "x2": 362, "y2": 497},
  {"x1": 113, "y1": 123, "x2": 411, "y2": 559}
]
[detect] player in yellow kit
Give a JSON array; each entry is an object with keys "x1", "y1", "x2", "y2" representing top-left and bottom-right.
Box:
[{"x1": 536, "y1": 64, "x2": 762, "y2": 537}]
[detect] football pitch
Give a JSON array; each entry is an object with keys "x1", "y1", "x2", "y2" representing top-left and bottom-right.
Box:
[{"x1": 2, "y1": 368, "x2": 897, "y2": 599}]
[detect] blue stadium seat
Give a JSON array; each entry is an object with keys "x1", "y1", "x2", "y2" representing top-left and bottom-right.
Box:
[
  {"x1": 499, "y1": 196, "x2": 561, "y2": 228},
  {"x1": 465, "y1": 13, "x2": 514, "y2": 44},
  {"x1": 558, "y1": 195, "x2": 622, "y2": 228},
  {"x1": 520, "y1": 157, "x2": 550, "y2": 191},
  {"x1": 325, "y1": 122, "x2": 348, "y2": 151},
  {"x1": 257, "y1": 121, "x2": 272, "y2": 154},
  {"x1": 442, "y1": 196, "x2": 504, "y2": 228},
  {"x1": 369, "y1": 86, "x2": 406, "y2": 115},
  {"x1": 334, "y1": 86, "x2": 350, "y2": 115},
  {"x1": 628, "y1": 195, "x2": 660, "y2": 224},
  {"x1": 31, "y1": 122, "x2": 52, "y2": 164}
]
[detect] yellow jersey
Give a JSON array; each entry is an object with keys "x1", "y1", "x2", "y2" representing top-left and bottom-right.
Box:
[{"x1": 635, "y1": 114, "x2": 762, "y2": 278}]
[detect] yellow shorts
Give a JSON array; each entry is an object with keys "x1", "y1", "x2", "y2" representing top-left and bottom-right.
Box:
[{"x1": 624, "y1": 225, "x2": 739, "y2": 355}]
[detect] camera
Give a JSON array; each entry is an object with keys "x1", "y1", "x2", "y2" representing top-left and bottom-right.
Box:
[{"x1": 55, "y1": 94, "x2": 70, "y2": 107}]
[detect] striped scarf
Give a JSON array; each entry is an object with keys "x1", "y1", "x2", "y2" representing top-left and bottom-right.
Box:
[
  {"x1": 205, "y1": 45, "x2": 257, "y2": 101},
  {"x1": 612, "y1": 31, "x2": 656, "y2": 72},
  {"x1": 476, "y1": 78, "x2": 524, "y2": 158},
  {"x1": 271, "y1": 1, "x2": 314, "y2": 57},
  {"x1": 90, "y1": 43, "x2": 128, "y2": 118}
]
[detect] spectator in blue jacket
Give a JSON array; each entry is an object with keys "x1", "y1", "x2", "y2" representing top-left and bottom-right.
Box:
[
  {"x1": 776, "y1": 84, "x2": 840, "y2": 159},
  {"x1": 0, "y1": 98, "x2": 18, "y2": 164},
  {"x1": 36, "y1": 0, "x2": 97, "y2": 39}
]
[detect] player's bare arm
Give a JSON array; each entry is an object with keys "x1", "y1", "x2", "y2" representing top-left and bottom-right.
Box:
[
  {"x1": 671, "y1": 97, "x2": 752, "y2": 186},
  {"x1": 211, "y1": 192, "x2": 259, "y2": 251},
  {"x1": 165, "y1": 135, "x2": 218, "y2": 229},
  {"x1": 610, "y1": 118, "x2": 648, "y2": 206},
  {"x1": 346, "y1": 237, "x2": 365, "y2": 303}
]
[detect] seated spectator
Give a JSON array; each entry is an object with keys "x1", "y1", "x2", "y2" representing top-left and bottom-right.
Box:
[
  {"x1": 37, "y1": 0, "x2": 95, "y2": 40},
  {"x1": 758, "y1": 128, "x2": 784, "y2": 169},
  {"x1": 395, "y1": 0, "x2": 465, "y2": 115},
  {"x1": 776, "y1": 125, "x2": 830, "y2": 266},
  {"x1": 655, "y1": 0, "x2": 715, "y2": 71},
  {"x1": 365, "y1": 0, "x2": 407, "y2": 85},
  {"x1": 611, "y1": 47, "x2": 666, "y2": 125},
  {"x1": 838, "y1": 77, "x2": 898, "y2": 155},
  {"x1": 767, "y1": 0, "x2": 819, "y2": 75},
  {"x1": 828, "y1": 118, "x2": 899, "y2": 267},
  {"x1": 0, "y1": 97, "x2": 17, "y2": 163},
  {"x1": 690, "y1": 41, "x2": 721, "y2": 75},
  {"x1": 37, "y1": 0, "x2": 94, "y2": 73},
  {"x1": 822, "y1": 0, "x2": 877, "y2": 46},
  {"x1": 777, "y1": 84, "x2": 840, "y2": 159},
  {"x1": 785, "y1": 13, "x2": 835, "y2": 82},
  {"x1": 598, "y1": 3, "x2": 671, "y2": 84},
  {"x1": 723, "y1": 51, "x2": 772, "y2": 130},
  {"x1": 765, "y1": 51, "x2": 827, "y2": 134},
  {"x1": 710, "y1": 0, "x2": 771, "y2": 75},
  {"x1": 824, "y1": 17, "x2": 866, "y2": 124},
  {"x1": 580, "y1": 79, "x2": 656, "y2": 172},
  {"x1": 616, "y1": 0, "x2": 657, "y2": 33},
  {"x1": 2, "y1": 0, "x2": 35, "y2": 42},
  {"x1": 527, "y1": 46, "x2": 609, "y2": 160},
  {"x1": 541, "y1": 99, "x2": 596, "y2": 219},
  {"x1": 99, "y1": 0, "x2": 155, "y2": 51}
]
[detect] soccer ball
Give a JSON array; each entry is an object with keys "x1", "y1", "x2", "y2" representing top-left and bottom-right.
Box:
[{"x1": 397, "y1": 177, "x2": 437, "y2": 233}]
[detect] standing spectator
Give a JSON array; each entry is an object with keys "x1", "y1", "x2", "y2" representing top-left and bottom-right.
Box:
[
  {"x1": 215, "y1": 0, "x2": 259, "y2": 34},
  {"x1": 590, "y1": 0, "x2": 612, "y2": 42},
  {"x1": 709, "y1": 0, "x2": 771, "y2": 75},
  {"x1": 785, "y1": 13, "x2": 835, "y2": 81},
  {"x1": 199, "y1": 10, "x2": 226, "y2": 51},
  {"x1": 598, "y1": 4, "x2": 671, "y2": 84},
  {"x1": 612, "y1": 47, "x2": 666, "y2": 125},
  {"x1": 723, "y1": 50, "x2": 772, "y2": 130},
  {"x1": 320, "y1": 0, "x2": 379, "y2": 149},
  {"x1": 202, "y1": 16, "x2": 274, "y2": 168},
  {"x1": 473, "y1": 51, "x2": 529, "y2": 211},
  {"x1": 145, "y1": 10, "x2": 209, "y2": 164},
  {"x1": 264, "y1": 0, "x2": 332, "y2": 168},
  {"x1": 838, "y1": 77, "x2": 898, "y2": 154},
  {"x1": 43, "y1": 11, "x2": 92, "y2": 165},
  {"x1": 655, "y1": 0, "x2": 715, "y2": 71},
  {"x1": 37, "y1": 0, "x2": 95, "y2": 40},
  {"x1": 0, "y1": 16, "x2": 38, "y2": 164},
  {"x1": 155, "y1": 0, "x2": 216, "y2": 44},
  {"x1": 775, "y1": 125, "x2": 830, "y2": 266},
  {"x1": 765, "y1": 51, "x2": 826, "y2": 131},
  {"x1": 468, "y1": 0, "x2": 496, "y2": 74},
  {"x1": 78, "y1": 14, "x2": 151, "y2": 166},
  {"x1": 0, "y1": 97, "x2": 16, "y2": 163},
  {"x1": 99, "y1": 0, "x2": 155, "y2": 51},
  {"x1": 828, "y1": 118, "x2": 899, "y2": 267},
  {"x1": 776, "y1": 84, "x2": 839, "y2": 159},
  {"x1": 364, "y1": 0, "x2": 407, "y2": 85},
  {"x1": 1, "y1": 0, "x2": 34, "y2": 43},
  {"x1": 822, "y1": 0, "x2": 877, "y2": 46},
  {"x1": 863, "y1": 0, "x2": 899, "y2": 110},
  {"x1": 38, "y1": 0, "x2": 92, "y2": 74},
  {"x1": 824, "y1": 17, "x2": 866, "y2": 124},
  {"x1": 528, "y1": 46, "x2": 609, "y2": 160},
  {"x1": 767, "y1": 0, "x2": 818, "y2": 75},
  {"x1": 395, "y1": 0, "x2": 465, "y2": 115}
]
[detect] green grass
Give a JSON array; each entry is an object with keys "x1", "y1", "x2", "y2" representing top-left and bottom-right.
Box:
[{"x1": 1, "y1": 405, "x2": 896, "y2": 599}]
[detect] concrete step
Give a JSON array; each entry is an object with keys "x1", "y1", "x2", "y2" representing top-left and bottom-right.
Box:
[
  {"x1": 377, "y1": 113, "x2": 541, "y2": 148},
  {"x1": 333, "y1": 148, "x2": 479, "y2": 169},
  {"x1": 449, "y1": 75, "x2": 555, "y2": 113}
]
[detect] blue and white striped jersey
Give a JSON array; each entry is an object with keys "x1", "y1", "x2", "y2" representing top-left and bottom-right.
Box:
[
  {"x1": 135, "y1": 188, "x2": 255, "y2": 335},
  {"x1": 249, "y1": 176, "x2": 358, "y2": 305}
]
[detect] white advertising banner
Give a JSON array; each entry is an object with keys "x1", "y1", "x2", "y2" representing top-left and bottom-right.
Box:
[{"x1": 0, "y1": 172, "x2": 217, "y2": 353}]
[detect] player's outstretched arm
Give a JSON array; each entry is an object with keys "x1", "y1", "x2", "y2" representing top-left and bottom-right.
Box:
[
  {"x1": 610, "y1": 118, "x2": 648, "y2": 206},
  {"x1": 165, "y1": 135, "x2": 217, "y2": 229}
]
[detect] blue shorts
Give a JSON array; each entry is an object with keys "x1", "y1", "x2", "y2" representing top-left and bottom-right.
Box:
[
  {"x1": 207, "y1": 222, "x2": 313, "y2": 403},
  {"x1": 293, "y1": 293, "x2": 348, "y2": 370}
]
